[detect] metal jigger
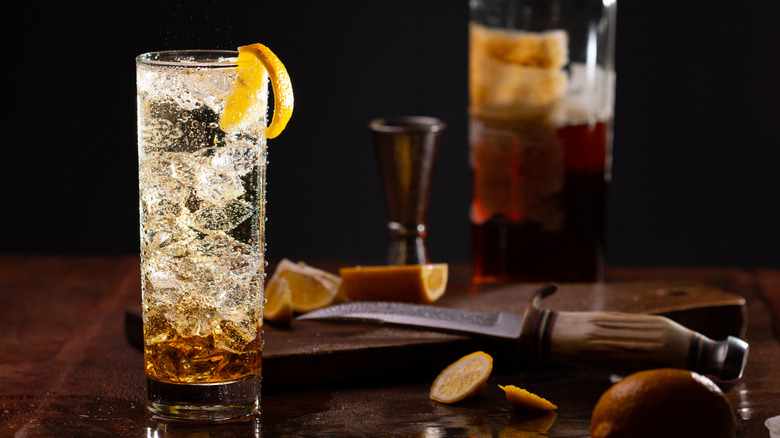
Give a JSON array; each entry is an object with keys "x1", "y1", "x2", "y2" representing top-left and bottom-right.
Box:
[{"x1": 369, "y1": 116, "x2": 445, "y2": 265}]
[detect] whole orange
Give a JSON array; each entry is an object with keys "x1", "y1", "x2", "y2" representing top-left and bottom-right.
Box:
[{"x1": 590, "y1": 368, "x2": 737, "y2": 438}]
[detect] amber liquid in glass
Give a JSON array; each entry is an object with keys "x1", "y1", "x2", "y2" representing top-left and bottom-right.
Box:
[
  {"x1": 144, "y1": 314, "x2": 262, "y2": 384},
  {"x1": 471, "y1": 117, "x2": 609, "y2": 283}
]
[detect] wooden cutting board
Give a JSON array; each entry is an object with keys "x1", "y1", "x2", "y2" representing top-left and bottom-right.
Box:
[{"x1": 125, "y1": 280, "x2": 746, "y2": 389}]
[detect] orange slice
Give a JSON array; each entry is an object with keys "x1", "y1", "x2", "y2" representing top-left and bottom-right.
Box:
[
  {"x1": 263, "y1": 276, "x2": 294, "y2": 323},
  {"x1": 339, "y1": 264, "x2": 448, "y2": 304},
  {"x1": 430, "y1": 351, "x2": 493, "y2": 403},
  {"x1": 221, "y1": 43, "x2": 294, "y2": 139},
  {"x1": 266, "y1": 259, "x2": 341, "y2": 313},
  {"x1": 499, "y1": 385, "x2": 558, "y2": 411}
]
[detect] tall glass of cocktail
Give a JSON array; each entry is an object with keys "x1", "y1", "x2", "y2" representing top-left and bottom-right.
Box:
[{"x1": 136, "y1": 44, "x2": 293, "y2": 421}]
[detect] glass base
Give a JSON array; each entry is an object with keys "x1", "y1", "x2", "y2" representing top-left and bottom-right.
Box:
[{"x1": 146, "y1": 376, "x2": 260, "y2": 422}]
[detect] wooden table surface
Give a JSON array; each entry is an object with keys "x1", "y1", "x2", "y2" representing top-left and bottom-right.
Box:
[{"x1": 1, "y1": 255, "x2": 779, "y2": 437}]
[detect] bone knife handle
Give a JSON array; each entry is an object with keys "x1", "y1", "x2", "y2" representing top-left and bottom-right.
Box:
[{"x1": 524, "y1": 308, "x2": 748, "y2": 380}]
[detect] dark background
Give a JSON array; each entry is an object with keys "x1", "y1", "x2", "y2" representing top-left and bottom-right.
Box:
[{"x1": 2, "y1": 0, "x2": 778, "y2": 269}]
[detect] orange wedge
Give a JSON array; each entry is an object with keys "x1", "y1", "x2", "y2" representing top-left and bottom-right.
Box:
[
  {"x1": 430, "y1": 351, "x2": 493, "y2": 403},
  {"x1": 221, "y1": 43, "x2": 294, "y2": 139},
  {"x1": 266, "y1": 259, "x2": 341, "y2": 313},
  {"x1": 263, "y1": 276, "x2": 294, "y2": 323},
  {"x1": 339, "y1": 264, "x2": 448, "y2": 304},
  {"x1": 499, "y1": 385, "x2": 558, "y2": 411}
]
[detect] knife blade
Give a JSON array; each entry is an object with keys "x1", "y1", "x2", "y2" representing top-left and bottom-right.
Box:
[
  {"x1": 297, "y1": 285, "x2": 749, "y2": 380},
  {"x1": 298, "y1": 301, "x2": 525, "y2": 339}
]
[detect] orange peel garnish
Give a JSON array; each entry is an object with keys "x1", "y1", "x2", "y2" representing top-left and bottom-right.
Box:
[{"x1": 221, "y1": 43, "x2": 294, "y2": 139}]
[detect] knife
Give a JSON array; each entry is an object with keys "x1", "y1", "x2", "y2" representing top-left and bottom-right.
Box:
[{"x1": 297, "y1": 284, "x2": 748, "y2": 380}]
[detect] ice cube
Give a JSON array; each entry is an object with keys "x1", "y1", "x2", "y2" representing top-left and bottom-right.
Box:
[
  {"x1": 138, "y1": 117, "x2": 184, "y2": 153},
  {"x1": 143, "y1": 231, "x2": 262, "y2": 343},
  {"x1": 169, "y1": 303, "x2": 216, "y2": 338},
  {"x1": 144, "y1": 253, "x2": 189, "y2": 294},
  {"x1": 213, "y1": 319, "x2": 258, "y2": 354},
  {"x1": 139, "y1": 67, "x2": 232, "y2": 114},
  {"x1": 182, "y1": 70, "x2": 234, "y2": 111},
  {"x1": 211, "y1": 142, "x2": 262, "y2": 176},
  {"x1": 194, "y1": 163, "x2": 245, "y2": 204},
  {"x1": 142, "y1": 310, "x2": 176, "y2": 345},
  {"x1": 147, "y1": 269, "x2": 184, "y2": 292},
  {"x1": 192, "y1": 233, "x2": 262, "y2": 304},
  {"x1": 142, "y1": 211, "x2": 198, "y2": 254},
  {"x1": 195, "y1": 234, "x2": 259, "y2": 279},
  {"x1": 144, "y1": 238, "x2": 210, "y2": 290},
  {"x1": 168, "y1": 154, "x2": 203, "y2": 182},
  {"x1": 139, "y1": 101, "x2": 224, "y2": 154},
  {"x1": 141, "y1": 176, "x2": 188, "y2": 215},
  {"x1": 189, "y1": 199, "x2": 254, "y2": 233},
  {"x1": 140, "y1": 152, "x2": 202, "y2": 186}
]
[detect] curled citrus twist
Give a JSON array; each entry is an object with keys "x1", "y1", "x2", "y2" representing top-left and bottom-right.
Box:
[{"x1": 221, "y1": 43, "x2": 294, "y2": 139}]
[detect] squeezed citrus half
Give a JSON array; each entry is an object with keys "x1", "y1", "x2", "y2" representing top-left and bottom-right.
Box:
[
  {"x1": 339, "y1": 264, "x2": 448, "y2": 304},
  {"x1": 220, "y1": 43, "x2": 294, "y2": 138},
  {"x1": 430, "y1": 351, "x2": 493, "y2": 403},
  {"x1": 266, "y1": 259, "x2": 342, "y2": 314}
]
